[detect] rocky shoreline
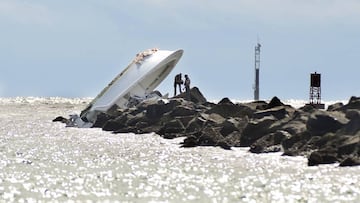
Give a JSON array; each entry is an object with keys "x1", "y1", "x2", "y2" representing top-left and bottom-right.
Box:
[{"x1": 54, "y1": 87, "x2": 360, "y2": 167}]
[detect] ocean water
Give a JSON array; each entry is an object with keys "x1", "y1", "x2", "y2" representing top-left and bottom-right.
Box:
[{"x1": 0, "y1": 97, "x2": 359, "y2": 202}]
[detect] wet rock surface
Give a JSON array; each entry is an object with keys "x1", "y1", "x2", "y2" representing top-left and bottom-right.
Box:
[{"x1": 54, "y1": 88, "x2": 360, "y2": 167}]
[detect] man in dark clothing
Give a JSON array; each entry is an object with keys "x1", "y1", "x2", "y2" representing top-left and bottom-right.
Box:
[
  {"x1": 184, "y1": 74, "x2": 191, "y2": 100},
  {"x1": 174, "y1": 73, "x2": 183, "y2": 96}
]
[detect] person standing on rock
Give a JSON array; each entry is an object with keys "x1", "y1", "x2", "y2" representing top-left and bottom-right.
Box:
[
  {"x1": 184, "y1": 74, "x2": 191, "y2": 100},
  {"x1": 174, "y1": 73, "x2": 183, "y2": 96}
]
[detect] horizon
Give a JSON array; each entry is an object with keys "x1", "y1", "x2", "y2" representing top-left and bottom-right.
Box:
[
  {"x1": 1, "y1": 1, "x2": 359, "y2": 101},
  {"x1": 0, "y1": 95, "x2": 350, "y2": 109}
]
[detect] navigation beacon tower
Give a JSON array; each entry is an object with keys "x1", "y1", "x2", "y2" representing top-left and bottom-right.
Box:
[
  {"x1": 254, "y1": 43, "x2": 261, "y2": 101},
  {"x1": 307, "y1": 72, "x2": 325, "y2": 109}
]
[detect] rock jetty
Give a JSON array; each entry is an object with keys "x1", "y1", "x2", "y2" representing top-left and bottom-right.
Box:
[{"x1": 54, "y1": 87, "x2": 360, "y2": 167}]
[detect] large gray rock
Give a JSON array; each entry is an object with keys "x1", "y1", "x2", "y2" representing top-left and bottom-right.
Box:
[
  {"x1": 199, "y1": 113, "x2": 226, "y2": 125},
  {"x1": 221, "y1": 131, "x2": 242, "y2": 147},
  {"x1": 197, "y1": 126, "x2": 223, "y2": 146},
  {"x1": 253, "y1": 106, "x2": 294, "y2": 120},
  {"x1": 145, "y1": 103, "x2": 167, "y2": 120},
  {"x1": 337, "y1": 134, "x2": 360, "y2": 157},
  {"x1": 282, "y1": 131, "x2": 310, "y2": 156},
  {"x1": 339, "y1": 157, "x2": 360, "y2": 167},
  {"x1": 327, "y1": 102, "x2": 344, "y2": 111},
  {"x1": 220, "y1": 118, "x2": 247, "y2": 137},
  {"x1": 308, "y1": 148, "x2": 338, "y2": 166},
  {"x1": 250, "y1": 130, "x2": 291, "y2": 153},
  {"x1": 170, "y1": 105, "x2": 198, "y2": 117},
  {"x1": 102, "y1": 113, "x2": 132, "y2": 131},
  {"x1": 185, "y1": 113, "x2": 226, "y2": 135},
  {"x1": 159, "y1": 119, "x2": 185, "y2": 139},
  {"x1": 339, "y1": 96, "x2": 360, "y2": 111},
  {"x1": 206, "y1": 103, "x2": 254, "y2": 119},
  {"x1": 92, "y1": 112, "x2": 115, "y2": 128},
  {"x1": 240, "y1": 116, "x2": 278, "y2": 147},
  {"x1": 281, "y1": 120, "x2": 307, "y2": 136},
  {"x1": 337, "y1": 110, "x2": 360, "y2": 135},
  {"x1": 175, "y1": 87, "x2": 207, "y2": 104},
  {"x1": 185, "y1": 115, "x2": 208, "y2": 134},
  {"x1": 218, "y1": 97, "x2": 234, "y2": 105},
  {"x1": 244, "y1": 100, "x2": 268, "y2": 111},
  {"x1": 266, "y1": 96, "x2": 285, "y2": 109},
  {"x1": 306, "y1": 111, "x2": 349, "y2": 136}
]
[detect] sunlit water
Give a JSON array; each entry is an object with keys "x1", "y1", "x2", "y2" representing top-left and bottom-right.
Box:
[{"x1": 0, "y1": 97, "x2": 359, "y2": 202}]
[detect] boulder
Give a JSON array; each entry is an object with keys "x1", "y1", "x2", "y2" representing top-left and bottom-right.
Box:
[
  {"x1": 177, "y1": 116, "x2": 196, "y2": 128},
  {"x1": 220, "y1": 118, "x2": 246, "y2": 137},
  {"x1": 240, "y1": 116, "x2": 278, "y2": 147},
  {"x1": 197, "y1": 126, "x2": 223, "y2": 146},
  {"x1": 218, "y1": 97, "x2": 234, "y2": 105},
  {"x1": 135, "y1": 98, "x2": 165, "y2": 113},
  {"x1": 258, "y1": 111, "x2": 308, "y2": 148},
  {"x1": 216, "y1": 140, "x2": 232, "y2": 150},
  {"x1": 250, "y1": 130, "x2": 290, "y2": 153},
  {"x1": 184, "y1": 113, "x2": 226, "y2": 136},
  {"x1": 141, "y1": 125, "x2": 163, "y2": 135},
  {"x1": 52, "y1": 116, "x2": 69, "y2": 123},
  {"x1": 145, "y1": 103, "x2": 167, "y2": 120},
  {"x1": 181, "y1": 135, "x2": 199, "y2": 148},
  {"x1": 185, "y1": 115, "x2": 207, "y2": 134},
  {"x1": 175, "y1": 87, "x2": 207, "y2": 104},
  {"x1": 102, "y1": 114, "x2": 133, "y2": 131},
  {"x1": 127, "y1": 112, "x2": 147, "y2": 126},
  {"x1": 308, "y1": 147, "x2": 338, "y2": 166},
  {"x1": 219, "y1": 120, "x2": 238, "y2": 137},
  {"x1": 245, "y1": 100, "x2": 268, "y2": 111},
  {"x1": 114, "y1": 126, "x2": 140, "y2": 134},
  {"x1": 202, "y1": 101, "x2": 217, "y2": 109},
  {"x1": 339, "y1": 157, "x2": 360, "y2": 167},
  {"x1": 206, "y1": 103, "x2": 254, "y2": 119},
  {"x1": 345, "y1": 109, "x2": 360, "y2": 120},
  {"x1": 337, "y1": 111, "x2": 360, "y2": 135},
  {"x1": 327, "y1": 102, "x2": 344, "y2": 111},
  {"x1": 158, "y1": 119, "x2": 185, "y2": 139},
  {"x1": 167, "y1": 98, "x2": 187, "y2": 108},
  {"x1": 266, "y1": 96, "x2": 285, "y2": 109},
  {"x1": 253, "y1": 106, "x2": 294, "y2": 120},
  {"x1": 282, "y1": 132, "x2": 311, "y2": 156},
  {"x1": 170, "y1": 105, "x2": 198, "y2": 117},
  {"x1": 313, "y1": 133, "x2": 336, "y2": 148},
  {"x1": 221, "y1": 131, "x2": 242, "y2": 147},
  {"x1": 182, "y1": 118, "x2": 241, "y2": 149},
  {"x1": 199, "y1": 113, "x2": 226, "y2": 125},
  {"x1": 92, "y1": 112, "x2": 115, "y2": 128},
  {"x1": 197, "y1": 134, "x2": 218, "y2": 146},
  {"x1": 281, "y1": 120, "x2": 307, "y2": 136},
  {"x1": 340, "y1": 96, "x2": 360, "y2": 111},
  {"x1": 337, "y1": 134, "x2": 360, "y2": 156},
  {"x1": 306, "y1": 111, "x2": 348, "y2": 136},
  {"x1": 299, "y1": 104, "x2": 317, "y2": 114}
]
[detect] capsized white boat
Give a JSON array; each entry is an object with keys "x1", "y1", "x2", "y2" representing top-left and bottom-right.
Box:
[{"x1": 78, "y1": 48, "x2": 184, "y2": 125}]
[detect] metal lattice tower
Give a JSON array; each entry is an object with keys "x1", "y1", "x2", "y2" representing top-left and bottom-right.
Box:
[
  {"x1": 254, "y1": 43, "x2": 261, "y2": 100},
  {"x1": 308, "y1": 72, "x2": 325, "y2": 109},
  {"x1": 309, "y1": 72, "x2": 321, "y2": 104}
]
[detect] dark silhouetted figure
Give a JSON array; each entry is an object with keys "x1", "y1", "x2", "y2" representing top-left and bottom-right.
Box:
[
  {"x1": 174, "y1": 73, "x2": 183, "y2": 96},
  {"x1": 184, "y1": 74, "x2": 191, "y2": 100}
]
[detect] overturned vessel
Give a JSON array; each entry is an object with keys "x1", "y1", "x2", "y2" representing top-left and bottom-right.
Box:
[{"x1": 75, "y1": 48, "x2": 183, "y2": 126}]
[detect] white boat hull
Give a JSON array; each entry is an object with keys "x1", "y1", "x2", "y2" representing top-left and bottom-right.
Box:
[{"x1": 81, "y1": 49, "x2": 184, "y2": 123}]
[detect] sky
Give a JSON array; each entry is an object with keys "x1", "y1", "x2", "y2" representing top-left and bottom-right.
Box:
[{"x1": 1, "y1": 0, "x2": 359, "y2": 101}]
